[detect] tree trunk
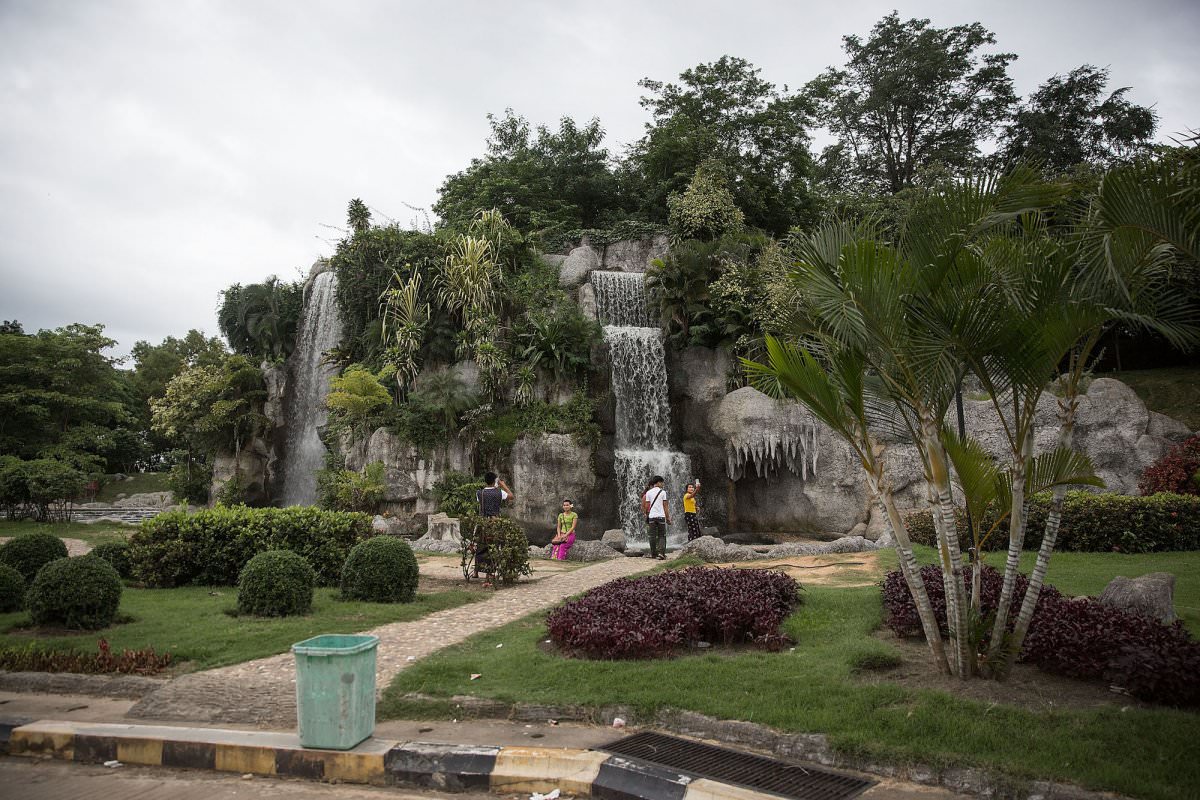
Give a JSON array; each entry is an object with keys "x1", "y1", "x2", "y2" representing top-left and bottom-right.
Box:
[
  {"x1": 868, "y1": 473, "x2": 951, "y2": 675},
  {"x1": 924, "y1": 421, "x2": 974, "y2": 678},
  {"x1": 1002, "y1": 398, "x2": 1080, "y2": 675},
  {"x1": 986, "y1": 430, "x2": 1032, "y2": 666}
]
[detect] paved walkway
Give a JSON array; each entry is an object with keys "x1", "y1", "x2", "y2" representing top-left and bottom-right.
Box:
[{"x1": 128, "y1": 557, "x2": 653, "y2": 728}]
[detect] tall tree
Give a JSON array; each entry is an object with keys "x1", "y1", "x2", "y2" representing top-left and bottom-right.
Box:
[
  {"x1": 435, "y1": 111, "x2": 623, "y2": 234},
  {"x1": 808, "y1": 12, "x2": 1017, "y2": 194},
  {"x1": 999, "y1": 65, "x2": 1158, "y2": 173},
  {"x1": 629, "y1": 56, "x2": 816, "y2": 234}
]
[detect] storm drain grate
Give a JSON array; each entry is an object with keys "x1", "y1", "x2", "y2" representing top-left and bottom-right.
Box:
[{"x1": 600, "y1": 731, "x2": 873, "y2": 800}]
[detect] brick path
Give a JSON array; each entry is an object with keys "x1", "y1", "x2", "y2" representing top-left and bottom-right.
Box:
[{"x1": 128, "y1": 557, "x2": 652, "y2": 728}]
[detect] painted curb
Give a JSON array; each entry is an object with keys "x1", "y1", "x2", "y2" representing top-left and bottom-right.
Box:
[{"x1": 5, "y1": 719, "x2": 795, "y2": 800}]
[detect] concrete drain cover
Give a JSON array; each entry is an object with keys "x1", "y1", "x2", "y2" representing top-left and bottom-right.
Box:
[{"x1": 600, "y1": 731, "x2": 873, "y2": 800}]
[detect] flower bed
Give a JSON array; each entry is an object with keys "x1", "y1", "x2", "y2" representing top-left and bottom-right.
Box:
[{"x1": 547, "y1": 567, "x2": 800, "y2": 659}]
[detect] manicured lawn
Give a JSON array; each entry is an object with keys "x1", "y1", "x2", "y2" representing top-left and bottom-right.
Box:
[
  {"x1": 382, "y1": 559, "x2": 1200, "y2": 800},
  {"x1": 1110, "y1": 366, "x2": 1200, "y2": 430},
  {"x1": 0, "y1": 586, "x2": 483, "y2": 672},
  {"x1": 880, "y1": 545, "x2": 1200, "y2": 634},
  {"x1": 0, "y1": 519, "x2": 134, "y2": 548},
  {"x1": 94, "y1": 472, "x2": 171, "y2": 503}
]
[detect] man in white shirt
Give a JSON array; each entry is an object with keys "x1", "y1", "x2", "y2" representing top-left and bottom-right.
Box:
[{"x1": 641, "y1": 475, "x2": 670, "y2": 560}]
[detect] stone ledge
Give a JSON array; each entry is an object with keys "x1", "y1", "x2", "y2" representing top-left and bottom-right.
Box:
[{"x1": 0, "y1": 671, "x2": 168, "y2": 699}]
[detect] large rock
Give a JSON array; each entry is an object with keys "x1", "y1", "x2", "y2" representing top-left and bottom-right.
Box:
[
  {"x1": 1098, "y1": 572, "x2": 1176, "y2": 623},
  {"x1": 425, "y1": 512, "x2": 462, "y2": 543},
  {"x1": 210, "y1": 439, "x2": 271, "y2": 505},
  {"x1": 676, "y1": 347, "x2": 731, "y2": 406},
  {"x1": 577, "y1": 283, "x2": 598, "y2": 322},
  {"x1": 680, "y1": 535, "x2": 880, "y2": 562},
  {"x1": 601, "y1": 528, "x2": 626, "y2": 553},
  {"x1": 600, "y1": 235, "x2": 669, "y2": 273},
  {"x1": 343, "y1": 427, "x2": 471, "y2": 511},
  {"x1": 558, "y1": 245, "x2": 601, "y2": 289},
  {"x1": 564, "y1": 540, "x2": 623, "y2": 561},
  {"x1": 112, "y1": 491, "x2": 175, "y2": 509},
  {"x1": 511, "y1": 433, "x2": 596, "y2": 535},
  {"x1": 410, "y1": 534, "x2": 459, "y2": 555}
]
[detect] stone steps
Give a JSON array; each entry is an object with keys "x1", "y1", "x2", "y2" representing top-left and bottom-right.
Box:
[{"x1": 71, "y1": 507, "x2": 164, "y2": 524}]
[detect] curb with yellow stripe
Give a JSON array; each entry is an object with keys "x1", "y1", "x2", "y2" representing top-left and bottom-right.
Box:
[{"x1": 4, "y1": 719, "x2": 779, "y2": 800}]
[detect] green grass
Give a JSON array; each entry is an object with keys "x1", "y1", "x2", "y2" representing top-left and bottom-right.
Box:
[
  {"x1": 382, "y1": 562, "x2": 1200, "y2": 800},
  {"x1": 0, "y1": 586, "x2": 483, "y2": 672},
  {"x1": 94, "y1": 472, "x2": 171, "y2": 503},
  {"x1": 0, "y1": 519, "x2": 134, "y2": 548},
  {"x1": 879, "y1": 545, "x2": 1200, "y2": 634},
  {"x1": 1109, "y1": 366, "x2": 1200, "y2": 429}
]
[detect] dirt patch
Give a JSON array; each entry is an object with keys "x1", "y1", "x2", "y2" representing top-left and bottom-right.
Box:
[
  {"x1": 415, "y1": 553, "x2": 579, "y2": 589},
  {"x1": 708, "y1": 551, "x2": 886, "y2": 587},
  {"x1": 859, "y1": 630, "x2": 1153, "y2": 713}
]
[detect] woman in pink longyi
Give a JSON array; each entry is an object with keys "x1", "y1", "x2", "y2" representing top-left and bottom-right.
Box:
[{"x1": 550, "y1": 499, "x2": 577, "y2": 560}]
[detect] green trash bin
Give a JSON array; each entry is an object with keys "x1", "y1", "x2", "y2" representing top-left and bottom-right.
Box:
[{"x1": 291, "y1": 634, "x2": 379, "y2": 750}]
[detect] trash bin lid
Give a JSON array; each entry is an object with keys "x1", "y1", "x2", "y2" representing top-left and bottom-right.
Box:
[{"x1": 292, "y1": 634, "x2": 379, "y2": 655}]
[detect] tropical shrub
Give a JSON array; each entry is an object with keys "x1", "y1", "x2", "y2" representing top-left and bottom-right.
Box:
[
  {"x1": 17, "y1": 459, "x2": 88, "y2": 523},
  {"x1": 432, "y1": 471, "x2": 485, "y2": 519},
  {"x1": 89, "y1": 541, "x2": 133, "y2": 580},
  {"x1": 0, "y1": 638, "x2": 171, "y2": 675},
  {"x1": 340, "y1": 536, "x2": 419, "y2": 603},
  {"x1": 317, "y1": 462, "x2": 388, "y2": 514},
  {"x1": 881, "y1": 564, "x2": 1200, "y2": 706},
  {"x1": 27, "y1": 555, "x2": 123, "y2": 630},
  {"x1": 128, "y1": 506, "x2": 371, "y2": 588},
  {"x1": 0, "y1": 532, "x2": 69, "y2": 582},
  {"x1": 903, "y1": 491, "x2": 1200, "y2": 553},
  {"x1": 666, "y1": 160, "x2": 745, "y2": 242},
  {"x1": 167, "y1": 461, "x2": 212, "y2": 505},
  {"x1": 459, "y1": 516, "x2": 532, "y2": 586},
  {"x1": 1139, "y1": 435, "x2": 1200, "y2": 496},
  {"x1": 0, "y1": 564, "x2": 25, "y2": 612},
  {"x1": 548, "y1": 567, "x2": 801, "y2": 659},
  {"x1": 237, "y1": 550, "x2": 314, "y2": 617}
]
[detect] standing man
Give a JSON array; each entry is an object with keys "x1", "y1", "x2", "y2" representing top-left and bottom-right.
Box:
[
  {"x1": 472, "y1": 472, "x2": 514, "y2": 580},
  {"x1": 641, "y1": 475, "x2": 670, "y2": 560},
  {"x1": 477, "y1": 472, "x2": 514, "y2": 517}
]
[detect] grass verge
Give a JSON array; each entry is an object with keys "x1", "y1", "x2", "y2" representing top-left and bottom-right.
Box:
[
  {"x1": 0, "y1": 586, "x2": 483, "y2": 672},
  {"x1": 381, "y1": 578, "x2": 1198, "y2": 800},
  {"x1": 0, "y1": 520, "x2": 135, "y2": 548}
]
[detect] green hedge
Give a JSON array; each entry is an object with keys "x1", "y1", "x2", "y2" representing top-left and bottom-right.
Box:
[
  {"x1": 128, "y1": 505, "x2": 372, "y2": 588},
  {"x1": 904, "y1": 491, "x2": 1200, "y2": 553},
  {"x1": 237, "y1": 550, "x2": 314, "y2": 617}
]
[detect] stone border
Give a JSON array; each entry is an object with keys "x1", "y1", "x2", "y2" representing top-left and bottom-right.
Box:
[
  {"x1": 0, "y1": 671, "x2": 168, "y2": 699},
  {"x1": 4, "y1": 718, "x2": 794, "y2": 800},
  {"x1": 391, "y1": 694, "x2": 1132, "y2": 800}
]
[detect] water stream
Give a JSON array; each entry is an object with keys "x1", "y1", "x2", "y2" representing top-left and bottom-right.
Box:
[
  {"x1": 279, "y1": 270, "x2": 344, "y2": 506},
  {"x1": 592, "y1": 271, "x2": 692, "y2": 546}
]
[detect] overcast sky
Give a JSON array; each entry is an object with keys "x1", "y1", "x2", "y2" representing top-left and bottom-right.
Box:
[{"x1": 2, "y1": 0, "x2": 1197, "y2": 360}]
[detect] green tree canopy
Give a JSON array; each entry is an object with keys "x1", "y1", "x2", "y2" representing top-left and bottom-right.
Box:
[
  {"x1": 999, "y1": 64, "x2": 1158, "y2": 173},
  {"x1": 218, "y1": 276, "x2": 304, "y2": 362},
  {"x1": 435, "y1": 110, "x2": 624, "y2": 235},
  {"x1": 0, "y1": 323, "x2": 142, "y2": 472},
  {"x1": 808, "y1": 12, "x2": 1017, "y2": 194},
  {"x1": 628, "y1": 55, "x2": 816, "y2": 234}
]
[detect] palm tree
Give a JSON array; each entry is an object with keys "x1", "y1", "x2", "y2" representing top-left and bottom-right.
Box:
[{"x1": 379, "y1": 269, "x2": 430, "y2": 395}]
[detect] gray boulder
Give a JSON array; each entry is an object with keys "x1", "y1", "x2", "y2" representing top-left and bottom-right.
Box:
[
  {"x1": 558, "y1": 245, "x2": 601, "y2": 289},
  {"x1": 113, "y1": 491, "x2": 174, "y2": 509},
  {"x1": 411, "y1": 535, "x2": 459, "y2": 555},
  {"x1": 372, "y1": 515, "x2": 408, "y2": 537},
  {"x1": 425, "y1": 512, "x2": 462, "y2": 543},
  {"x1": 601, "y1": 528, "x2": 626, "y2": 553},
  {"x1": 565, "y1": 540, "x2": 623, "y2": 562},
  {"x1": 511, "y1": 433, "x2": 596, "y2": 533},
  {"x1": 577, "y1": 282, "x2": 598, "y2": 322},
  {"x1": 681, "y1": 534, "x2": 880, "y2": 563},
  {"x1": 600, "y1": 235, "x2": 669, "y2": 273},
  {"x1": 1098, "y1": 572, "x2": 1176, "y2": 623}
]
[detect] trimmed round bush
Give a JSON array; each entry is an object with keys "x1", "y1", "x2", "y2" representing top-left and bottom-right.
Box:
[
  {"x1": 0, "y1": 532, "x2": 69, "y2": 583},
  {"x1": 27, "y1": 555, "x2": 123, "y2": 630},
  {"x1": 89, "y1": 541, "x2": 132, "y2": 579},
  {"x1": 237, "y1": 550, "x2": 314, "y2": 617},
  {"x1": 340, "y1": 536, "x2": 419, "y2": 603},
  {"x1": 0, "y1": 564, "x2": 25, "y2": 612}
]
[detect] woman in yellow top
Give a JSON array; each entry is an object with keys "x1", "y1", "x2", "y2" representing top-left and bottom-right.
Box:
[
  {"x1": 551, "y1": 499, "x2": 578, "y2": 560},
  {"x1": 683, "y1": 480, "x2": 701, "y2": 541}
]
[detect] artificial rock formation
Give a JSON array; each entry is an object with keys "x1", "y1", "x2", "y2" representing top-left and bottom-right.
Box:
[
  {"x1": 343, "y1": 427, "x2": 471, "y2": 513},
  {"x1": 1099, "y1": 572, "x2": 1177, "y2": 623},
  {"x1": 511, "y1": 433, "x2": 598, "y2": 537}
]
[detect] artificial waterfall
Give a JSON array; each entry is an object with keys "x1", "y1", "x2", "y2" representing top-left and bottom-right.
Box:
[
  {"x1": 279, "y1": 270, "x2": 344, "y2": 506},
  {"x1": 591, "y1": 270, "x2": 692, "y2": 546}
]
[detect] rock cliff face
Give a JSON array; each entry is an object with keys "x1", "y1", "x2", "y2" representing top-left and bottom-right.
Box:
[
  {"x1": 342, "y1": 427, "x2": 471, "y2": 513},
  {"x1": 684, "y1": 375, "x2": 1193, "y2": 539},
  {"x1": 511, "y1": 432, "x2": 611, "y2": 542}
]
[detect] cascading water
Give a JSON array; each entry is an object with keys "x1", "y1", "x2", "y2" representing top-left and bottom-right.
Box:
[
  {"x1": 591, "y1": 271, "x2": 692, "y2": 547},
  {"x1": 280, "y1": 270, "x2": 344, "y2": 506}
]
